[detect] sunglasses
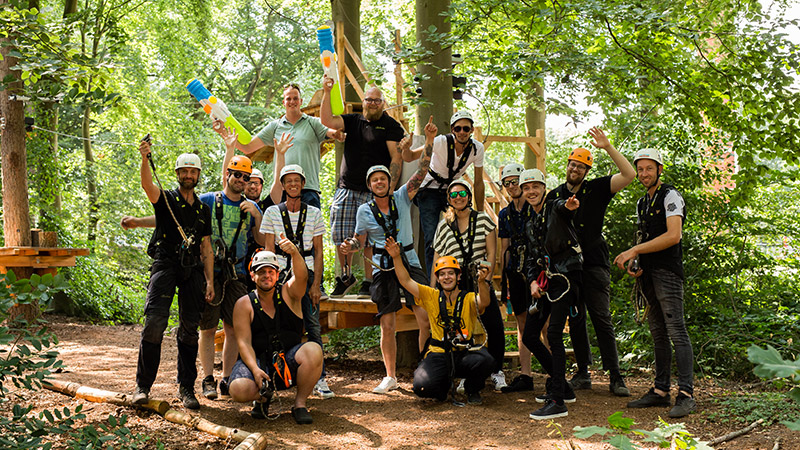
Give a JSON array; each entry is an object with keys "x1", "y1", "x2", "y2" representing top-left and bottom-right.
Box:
[
  {"x1": 449, "y1": 190, "x2": 469, "y2": 199},
  {"x1": 502, "y1": 178, "x2": 519, "y2": 187},
  {"x1": 229, "y1": 170, "x2": 251, "y2": 182},
  {"x1": 452, "y1": 126, "x2": 472, "y2": 133}
]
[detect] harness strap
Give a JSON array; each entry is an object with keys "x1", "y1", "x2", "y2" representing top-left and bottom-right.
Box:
[
  {"x1": 215, "y1": 192, "x2": 247, "y2": 263},
  {"x1": 426, "y1": 134, "x2": 475, "y2": 188}
]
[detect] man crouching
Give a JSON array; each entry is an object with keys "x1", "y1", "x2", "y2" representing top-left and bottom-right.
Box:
[
  {"x1": 230, "y1": 237, "x2": 322, "y2": 424},
  {"x1": 384, "y1": 237, "x2": 494, "y2": 405}
]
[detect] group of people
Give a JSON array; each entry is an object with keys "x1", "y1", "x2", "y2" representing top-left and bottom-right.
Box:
[{"x1": 122, "y1": 75, "x2": 696, "y2": 424}]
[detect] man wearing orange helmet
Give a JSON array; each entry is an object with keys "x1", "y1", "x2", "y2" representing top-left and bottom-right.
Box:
[
  {"x1": 198, "y1": 154, "x2": 266, "y2": 400},
  {"x1": 545, "y1": 127, "x2": 635, "y2": 397},
  {"x1": 385, "y1": 239, "x2": 495, "y2": 405}
]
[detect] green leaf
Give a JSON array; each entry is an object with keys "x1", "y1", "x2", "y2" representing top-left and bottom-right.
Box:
[
  {"x1": 781, "y1": 419, "x2": 800, "y2": 430},
  {"x1": 607, "y1": 411, "x2": 635, "y2": 430},
  {"x1": 747, "y1": 344, "x2": 800, "y2": 379},
  {"x1": 573, "y1": 425, "x2": 612, "y2": 438},
  {"x1": 608, "y1": 434, "x2": 639, "y2": 450}
]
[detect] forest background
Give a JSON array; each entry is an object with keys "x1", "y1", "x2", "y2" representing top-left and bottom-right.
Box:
[{"x1": 1, "y1": 0, "x2": 799, "y2": 384}]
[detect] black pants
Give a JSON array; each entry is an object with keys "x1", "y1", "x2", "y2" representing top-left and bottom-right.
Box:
[
  {"x1": 480, "y1": 285, "x2": 506, "y2": 374},
  {"x1": 413, "y1": 347, "x2": 494, "y2": 401},
  {"x1": 521, "y1": 271, "x2": 582, "y2": 403},
  {"x1": 569, "y1": 265, "x2": 622, "y2": 375},
  {"x1": 136, "y1": 261, "x2": 205, "y2": 389}
]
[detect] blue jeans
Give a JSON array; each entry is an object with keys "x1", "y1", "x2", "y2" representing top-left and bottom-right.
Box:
[
  {"x1": 642, "y1": 268, "x2": 694, "y2": 395},
  {"x1": 416, "y1": 188, "x2": 448, "y2": 276}
]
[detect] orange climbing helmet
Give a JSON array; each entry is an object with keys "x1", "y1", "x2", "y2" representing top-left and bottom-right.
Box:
[
  {"x1": 567, "y1": 147, "x2": 593, "y2": 169},
  {"x1": 227, "y1": 155, "x2": 253, "y2": 174},
  {"x1": 433, "y1": 256, "x2": 461, "y2": 275}
]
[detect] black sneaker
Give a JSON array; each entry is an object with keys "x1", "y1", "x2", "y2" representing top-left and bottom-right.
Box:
[
  {"x1": 627, "y1": 387, "x2": 671, "y2": 408},
  {"x1": 668, "y1": 393, "x2": 697, "y2": 418},
  {"x1": 609, "y1": 376, "x2": 631, "y2": 397},
  {"x1": 291, "y1": 406, "x2": 313, "y2": 424},
  {"x1": 218, "y1": 377, "x2": 230, "y2": 397},
  {"x1": 568, "y1": 371, "x2": 592, "y2": 390},
  {"x1": 501, "y1": 374, "x2": 534, "y2": 393},
  {"x1": 331, "y1": 275, "x2": 356, "y2": 297},
  {"x1": 535, "y1": 390, "x2": 576, "y2": 404},
  {"x1": 467, "y1": 392, "x2": 483, "y2": 405},
  {"x1": 357, "y1": 280, "x2": 372, "y2": 298},
  {"x1": 251, "y1": 400, "x2": 269, "y2": 419},
  {"x1": 202, "y1": 375, "x2": 217, "y2": 400},
  {"x1": 179, "y1": 385, "x2": 200, "y2": 410},
  {"x1": 132, "y1": 385, "x2": 149, "y2": 405},
  {"x1": 530, "y1": 399, "x2": 568, "y2": 420}
]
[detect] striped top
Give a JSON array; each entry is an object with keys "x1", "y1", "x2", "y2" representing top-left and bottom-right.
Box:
[{"x1": 432, "y1": 211, "x2": 496, "y2": 265}]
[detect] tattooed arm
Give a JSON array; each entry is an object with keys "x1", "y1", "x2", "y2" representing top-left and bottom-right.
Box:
[{"x1": 406, "y1": 116, "x2": 437, "y2": 201}]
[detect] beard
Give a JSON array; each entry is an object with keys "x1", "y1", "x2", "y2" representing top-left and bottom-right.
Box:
[
  {"x1": 364, "y1": 109, "x2": 382, "y2": 121},
  {"x1": 179, "y1": 178, "x2": 198, "y2": 190}
]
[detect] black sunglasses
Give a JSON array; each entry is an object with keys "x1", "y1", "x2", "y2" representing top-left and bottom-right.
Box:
[
  {"x1": 452, "y1": 126, "x2": 472, "y2": 133},
  {"x1": 502, "y1": 178, "x2": 519, "y2": 187},
  {"x1": 449, "y1": 190, "x2": 469, "y2": 199},
  {"x1": 229, "y1": 170, "x2": 251, "y2": 182}
]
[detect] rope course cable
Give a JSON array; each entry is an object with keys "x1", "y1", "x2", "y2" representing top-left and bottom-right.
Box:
[{"x1": 31, "y1": 125, "x2": 223, "y2": 148}]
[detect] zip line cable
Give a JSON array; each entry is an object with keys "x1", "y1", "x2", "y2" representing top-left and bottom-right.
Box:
[{"x1": 31, "y1": 125, "x2": 222, "y2": 148}]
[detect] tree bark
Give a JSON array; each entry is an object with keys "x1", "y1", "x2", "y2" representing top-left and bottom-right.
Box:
[
  {"x1": 524, "y1": 83, "x2": 545, "y2": 170},
  {"x1": 82, "y1": 107, "x2": 98, "y2": 246},
  {"x1": 1, "y1": 0, "x2": 35, "y2": 322},
  {"x1": 415, "y1": 0, "x2": 453, "y2": 134},
  {"x1": 63, "y1": 0, "x2": 78, "y2": 17}
]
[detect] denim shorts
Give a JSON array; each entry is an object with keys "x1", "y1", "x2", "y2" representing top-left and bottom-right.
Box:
[{"x1": 229, "y1": 342, "x2": 305, "y2": 390}]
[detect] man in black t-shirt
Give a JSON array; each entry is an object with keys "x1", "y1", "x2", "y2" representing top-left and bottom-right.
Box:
[
  {"x1": 321, "y1": 76, "x2": 405, "y2": 298},
  {"x1": 129, "y1": 140, "x2": 214, "y2": 411},
  {"x1": 545, "y1": 127, "x2": 635, "y2": 397}
]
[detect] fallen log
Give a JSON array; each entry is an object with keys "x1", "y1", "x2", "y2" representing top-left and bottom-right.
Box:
[
  {"x1": 43, "y1": 378, "x2": 267, "y2": 450},
  {"x1": 709, "y1": 418, "x2": 765, "y2": 446}
]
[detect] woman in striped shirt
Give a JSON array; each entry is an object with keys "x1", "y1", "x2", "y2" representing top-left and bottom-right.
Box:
[{"x1": 431, "y1": 179, "x2": 508, "y2": 391}]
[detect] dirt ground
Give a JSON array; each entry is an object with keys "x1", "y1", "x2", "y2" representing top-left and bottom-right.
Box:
[{"x1": 8, "y1": 314, "x2": 797, "y2": 449}]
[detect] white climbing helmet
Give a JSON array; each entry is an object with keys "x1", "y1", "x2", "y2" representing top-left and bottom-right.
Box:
[
  {"x1": 175, "y1": 153, "x2": 202, "y2": 171},
  {"x1": 250, "y1": 250, "x2": 281, "y2": 272},
  {"x1": 501, "y1": 163, "x2": 524, "y2": 181},
  {"x1": 633, "y1": 148, "x2": 664, "y2": 166},
  {"x1": 519, "y1": 168, "x2": 546, "y2": 187}
]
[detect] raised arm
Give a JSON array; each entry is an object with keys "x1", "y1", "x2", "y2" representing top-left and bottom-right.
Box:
[
  {"x1": 589, "y1": 127, "x2": 635, "y2": 194},
  {"x1": 216, "y1": 123, "x2": 238, "y2": 188},
  {"x1": 139, "y1": 140, "x2": 161, "y2": 204},
  {"x1": 406, "y1": 117, "x2": 436, "y2": 201},
  {"x1": 121, "y1": 215, "x2": 156, "y2": 229},
  {"x1": 388, "y1": 140, "x2": 403, "y2": 191},
  {"x1": 214, "y1": 119, "x2": 266, "y2": 155},
  {"x1": 385, "y1": 237, "x2": 421, "y2": 299},
  {"x1": 476, "y1": 265, "x2": 491, "y2": 314},
  {"x1": 320, "y1": 76, "x2": 345, "y2": 130},
  {"x1": 268, "y1": 133, "x2": 294, "y2": 205},
  {"x1": 278, "y1": 233, "x2": 308, "y2": 313}
]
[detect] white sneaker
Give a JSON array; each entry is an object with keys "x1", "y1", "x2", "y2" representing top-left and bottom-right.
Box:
[
  {"x1": 456, "y1": 379, "x2": 466, "y2": 395},
  {"x1": 490, "y1": 371, "x2": 507, "y2": 391},
  {"x1": 373, "y1": 376, "x2": 398, "y2": 394},
  {"x1": 314, "y1": 378, "x2": 335, "y2": 399}
]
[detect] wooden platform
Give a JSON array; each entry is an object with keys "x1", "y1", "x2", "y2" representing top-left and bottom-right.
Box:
[
  {"x1": 0, "y1": 246, "x2": 90, "y2": 273},
  {"x1": 319, "y1": 295, "x2": 418, "y2": 333}
]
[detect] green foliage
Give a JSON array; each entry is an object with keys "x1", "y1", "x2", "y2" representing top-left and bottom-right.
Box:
[
  {"x1": 65, "y1": 414, "x2": 158, "y2": 450},
  {"x1": 708, "y1": 392, "x2": 800, "y2": 427},
  {"x1": 574, "y1": 412, "x2": 712, "y2": 449},
  {"x1": 747, "y1": 344, "x2": 800, "y2": 429},
  {"x1": 59, "y1": 256, "x2": 145, "y2": 324},
  {"x1": 327, "y1": 326, "x2": 381, "y2": 359}
]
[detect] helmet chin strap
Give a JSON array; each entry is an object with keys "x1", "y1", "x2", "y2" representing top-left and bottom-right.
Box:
[
  {"x1": 371, "y1": 190, "x2": 390, "y2": 199},
  {"x1": 449, "y1": 196, "x2": 472, "y2": 212},
  {"x1": 286, "y1": 192, "x2": 302, "y2": 200}
]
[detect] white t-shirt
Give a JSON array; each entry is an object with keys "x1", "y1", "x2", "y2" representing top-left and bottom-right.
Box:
[
  {"x1": 260, "y1": 204, "x2": 325, "y2": 270},
  {"x1": 663, "y1": 190, "x2": 685, "y2": 219},
  {"x1": 421, "y1": 135, "x2": 485, "y2": 189}
]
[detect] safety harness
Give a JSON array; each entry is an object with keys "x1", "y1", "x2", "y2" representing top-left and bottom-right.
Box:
[
  {"x1": 275, "y1": 202, "x2": 314, "y2": 282},
  {"x1": 424, "y1": 135, "x2": 476, "y2": 189},
  {"x1": 212, "y1": 192, "x2": 247, "y2": 306},
  {"x1": 368, "y1": 197, "x2": 414, "y2": 270},
  {"x1": 449, "y1": 210, "x2": 479, "y2": 289},
  {"x1": 501, "y1": 202, "x2": 530, "y2": 303},
  {"x1": 430, "y1": 290, "x2": 475, "y2": 352}
]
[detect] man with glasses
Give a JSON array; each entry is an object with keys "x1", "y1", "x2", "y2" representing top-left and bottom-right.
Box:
[
  {"x1": 545, "y1": 127, "x2": 635, "y2": 397},
  {"x1": 321, "y1": 76, "x2": 406, "y2": 298},
  {"x1": 402, "y1": 111, "x2": 485, "y2": 279}
]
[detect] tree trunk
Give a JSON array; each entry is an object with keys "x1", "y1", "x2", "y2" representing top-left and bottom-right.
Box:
[
  {"x1": 331, "y1": 0, "x2": 364, "y2": 103},
  {"x1": 415, "y1": 0, "x2": 453, "y2": 134},
  {"x1": 63, "y1": 0, "x2": 78, "y2": 17},
  {"x1": 524, "y1": 83, "x2": 545, "y2": 170},
  {"x1": 1, "y1": 0, "x2": 35, "y2": 322},
  {"x1": 83, "y1": 106, "x2": 98, "y2": 246}
]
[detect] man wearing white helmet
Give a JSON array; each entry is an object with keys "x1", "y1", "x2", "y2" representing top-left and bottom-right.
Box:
[
  {"x1": 545, "y1": 127, "x2": 634, "y2": 397},
  {"x1": 496, "y1": 163, "x2": 534, "y2": 393},
  {"x1": 403, "y1": 111, "x2": 486, "y2": 276},
  {"x1": 130, "y1": 139, "x2": 214, "y2": 411},
  {"x1": 614, "y1": 149, "x2": 695, "y2": 419},
  {"x1": 261, "y1": 162, "x2": 333, "y2": 399},
  {"x1": 517, "y1": 168, "x2": 582, "y2": 420},
  {"x1": 321, "y1": 78, "x2": 406, "y2": 298},
  {"x1": 229, "y1": 245, "x2": 323, "y2": 423},
  {"x1": 340, "y1": 117, "x2": 437, "y2": 394}
]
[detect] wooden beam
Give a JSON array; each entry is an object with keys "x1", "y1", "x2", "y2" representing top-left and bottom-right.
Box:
[
  {"x1": 343, "y1": 65, "x2": 365, "y2": 100},
  {"x1": 0, "y1": 255, "x2": 77, "y2": 268},
  {"x1": 336, "y1": 21, "x2": 347, "y2": 103},
  {"x1": 393, "y1": 30, "x2": 403, "y2": 107},
  {"x1": 343, "y1": 37, "x2": 373, "y2": 86}
]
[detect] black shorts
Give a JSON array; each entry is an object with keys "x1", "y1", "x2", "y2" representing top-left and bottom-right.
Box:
[
  {"x1": 371, "y1": 264, "x2": 428, "y2": 317},
  {"x1": 200, "y1": 277, "x2": 249, "y2": 330},
  {"x1": 504, "y1": 270, "x2": 532, "y2": 316}
]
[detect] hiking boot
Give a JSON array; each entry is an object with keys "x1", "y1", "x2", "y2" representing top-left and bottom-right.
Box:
[
  {"x1": 314, "y1": 378, "x2": 335, "y2": 399},
  {"x1": 501, "y1": 374, "x2": 534, "y2": 393},
  {"x1": 467, "y1": 392, "x2": 483, "y2": 405},
  {"x1": 530, "y1": 399, "x2": 568, "y2": 420},
  {"x1": 610, "y1": 376, "x2": 631, "y2": 397},
  {"x1": 132, "y1": 385, "x2": 149, "y2": 405},
  {"x1": 568, "y1": 371, "x2": 592, "y2": 390},
  {"x1": 490, "y1": 371, "x2": 507, "y2": 391},
  {"x1": 627, "y1": 388, "x2": 671, "y2": 408},
  {"x1": 179, "y1": 385, "x2": 200, "y2": 410},
  {"x1": 331, "y1": 275, "x2": 356, "y2": 297},
  {"x1": 291, "y1": 406, "x2": 313, "y2": 424},
  {"x1": 218, "y1": 377, "x2": 230, "y2": 397},
  {"x1": 668, "y1": 393, "x2": 697, "y2": 418},
  {"x1": 357, "y1": 280, "x2": 372, "y2": 298},
  {"x1": 202, "y1": 375, "x2": 218, "y2": 400},
  {"x1": 373, "y1": 376, "x2": 398, "y2": 394},
  {"x1": 250, "y1": 400, "x2": 269, "y2": 419}
]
